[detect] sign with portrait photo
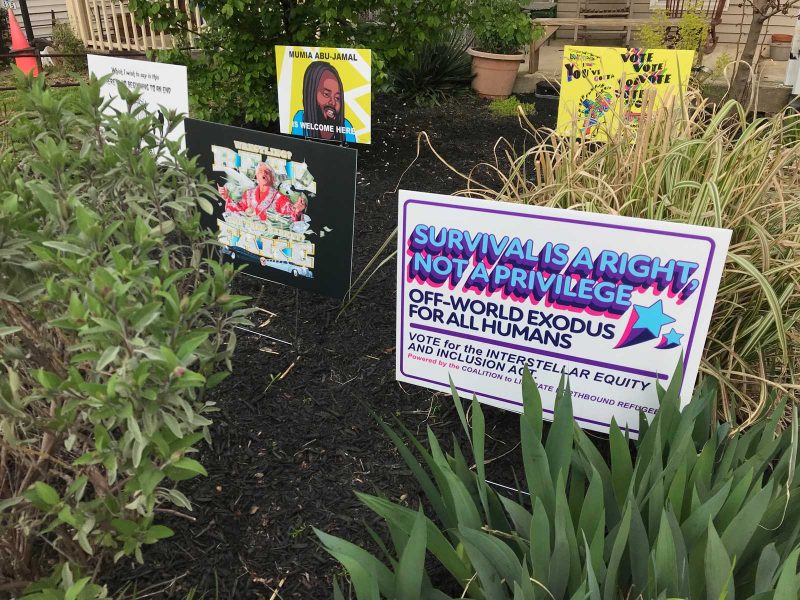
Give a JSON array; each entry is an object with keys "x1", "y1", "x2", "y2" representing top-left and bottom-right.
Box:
[
  {"x1": 275, "y1": 45, "x2": 371, "y2": 144},
  {"x1": 397, "y1": 190, "x2": 730, "y2": 436},
  {"x1": 557, "y1": 46, "x2": 694, "y2": 141},
  {"x1": 185, "y1": 119, "x2": 357, "y2": 299}
]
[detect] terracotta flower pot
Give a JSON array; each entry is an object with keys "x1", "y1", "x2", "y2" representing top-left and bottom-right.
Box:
[{"x1": 467, "y1": 48, "x2": 525, "y2": 99}]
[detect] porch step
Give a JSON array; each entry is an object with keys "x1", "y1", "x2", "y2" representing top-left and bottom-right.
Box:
[
  {"x1": 514, "y1": 54, "x2": 558, "y2": 95},
  {"x1": 513, "y1": 72, "x2": 540, "y2": 94}
]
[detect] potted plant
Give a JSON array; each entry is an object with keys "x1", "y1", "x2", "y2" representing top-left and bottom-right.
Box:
[{"x1": 467, "y1": 0, "x2": 540, "y2": 99}]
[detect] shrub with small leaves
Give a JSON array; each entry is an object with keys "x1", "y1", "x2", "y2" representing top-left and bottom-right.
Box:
[
  {"x1": 0, "y1": 72, "x2": 249, "y2": 594},
  {"x1": 468, "y1": 0, "x2": 542, "y2": 55},
  {"x1": 638, "y1": 8, "x2": 672, "y2": 50},
  {"x1": 49, "y1": 22, "x2": 87, "y2": 74},
  {"x1": 488, "y1": 95, "x2": 535, "y2": 117},
  {"x1": 638, "y1": 3, "x2": 710, "y2": 65},
  {"x1": 318, "y1": 366, "x2": 800, "y2": 599}
]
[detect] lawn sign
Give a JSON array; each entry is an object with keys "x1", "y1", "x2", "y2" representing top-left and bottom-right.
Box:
[
  {"x1": 275, "y1": 45, "x2": 372, "y2": 144},
  {"x1": 87, "y1": 54, "x2": 189, "y2": 152},
  {"x1": 557, "y1": 46, "x2": 694, "y2": 141},
  {"x1": 185, "y1": 119, "x2": 357, "y2": 299},
  {"x1": 396, "y1": 190, "x2": 730, "y2": 436}
]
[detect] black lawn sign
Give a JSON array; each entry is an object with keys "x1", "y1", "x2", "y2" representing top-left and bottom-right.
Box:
[{"x1": 185, "y1": 118, "x2": 357, "y2": 299}]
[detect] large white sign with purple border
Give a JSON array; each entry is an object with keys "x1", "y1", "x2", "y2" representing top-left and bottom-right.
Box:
[{"x1": 396, "y1": 190, "x2": 731, "y2": 436}]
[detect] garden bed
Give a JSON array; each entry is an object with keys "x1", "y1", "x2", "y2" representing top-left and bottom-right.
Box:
[{"x1": 107, "y1": 94, "x2": 559, "y2": 598}]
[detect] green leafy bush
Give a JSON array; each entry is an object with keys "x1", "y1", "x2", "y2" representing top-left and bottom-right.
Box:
[
  {"x1": 0, "y1": 73, "x2": 248, "y2": 594},
  {"x1": 19, "y1": 563, "x2": 108, "y2": 599},
  {"x1": 317, "y1": 367, "x2": 800, "y2": 598},
  {"x1": 638, "y1": 9, "x2": 671, "y2": 50},
  {"x1": 638, "y1": 3, "x2": 710, "y2": 64},
  {"x1": 468, "y1": 0, "x2": 541, "y2": 55},
  {"x1": 49, "y1": 22, "x2": 87, "y2": 73},
  {"x1": 134, "y1": 0, "x2": 466, "y2": 125},
  {"x1": 392, "y1": 30, "x2": 473, "y2": 106},
  {"x1": 675, "y1": 8, "x2": 710, "y2": 55}
]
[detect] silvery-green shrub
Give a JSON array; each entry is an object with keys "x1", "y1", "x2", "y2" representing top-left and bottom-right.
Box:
[{"x1": 0, "y1": 72, "x2": 249, "y2": 595}]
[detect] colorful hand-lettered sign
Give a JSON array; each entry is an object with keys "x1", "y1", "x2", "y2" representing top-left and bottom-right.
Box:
[
  {"x1": 396, "y1": 190, "x2": 731, "y2": 436},
  {"x1": 557, "y1": 46, "x2": 694, "y2": 140}
]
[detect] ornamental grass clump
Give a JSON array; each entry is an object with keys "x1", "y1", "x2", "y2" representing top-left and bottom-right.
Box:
[
  {"x1": 446, "y1": 95, "x2": 800, "y2": 425},
  {"x1": 317, "y1": 367, "x2": 800, "y2": 599},
  {"x1": 0, "y1": 73, "x2": 248, "y2": 595}
]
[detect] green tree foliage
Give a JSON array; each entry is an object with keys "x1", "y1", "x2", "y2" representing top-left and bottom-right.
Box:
[
  {"x1": 319, "y1": 368, "x2": 800, "y2": 599},
  {"x1": 130, "y1": 0, "x2": 466, "y2": 125},
  {"x1": 0, "y1": 73, "x2": 249, "y2": 594}
]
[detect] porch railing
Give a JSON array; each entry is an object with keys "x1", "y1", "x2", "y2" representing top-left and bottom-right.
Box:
[
  {"x1": 665, "y1": 0, "x2": 726, "y2": 23},
  {"x1": 66, "y1": 0, "x2": 202, "y2": 51}
]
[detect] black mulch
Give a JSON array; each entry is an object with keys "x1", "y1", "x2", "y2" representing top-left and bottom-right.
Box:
[{"x1": 108, "y1": 93, "x2": 563, "y2": 599}]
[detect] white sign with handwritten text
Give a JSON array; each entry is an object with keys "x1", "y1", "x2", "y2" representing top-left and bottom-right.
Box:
[{"x1": 88, "y1": 55, "x2": 189, "y2": 152}]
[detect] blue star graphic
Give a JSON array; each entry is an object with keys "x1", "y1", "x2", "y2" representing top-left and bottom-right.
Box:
[
  {"x1": 663, "y1": 328, "x2": 684, "y2": 346},
  {"x1": 632, "y1": 300, "x2": 676, "y2": 337}
]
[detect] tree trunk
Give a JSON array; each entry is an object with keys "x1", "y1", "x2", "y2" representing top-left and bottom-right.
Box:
[{"x1": 730, "y1": 5, "x2": 768, "y2": 105}]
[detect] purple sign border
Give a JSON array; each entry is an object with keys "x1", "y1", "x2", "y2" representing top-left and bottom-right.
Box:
[{"x1": 399, "y1": 197, "x2": 719, "y2": 431}]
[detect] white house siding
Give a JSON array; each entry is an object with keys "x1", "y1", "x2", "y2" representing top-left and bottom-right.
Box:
[
  {"x1": 556, "y1": 0, "x2": 799, "y2": 48},
  {"x1": 12, "y1": 0, "x2": 70, "y2": 38},
  {"x1": 714, "y1": 3, "x2": 798, "y2": 47}
]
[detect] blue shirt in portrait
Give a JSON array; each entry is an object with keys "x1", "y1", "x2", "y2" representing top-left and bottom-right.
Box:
[{"x1": 291, "y1": 110, "x2": 356, "y2": 143}]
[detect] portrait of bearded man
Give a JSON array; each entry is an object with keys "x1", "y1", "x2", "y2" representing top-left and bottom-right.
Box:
[{"x1": 291, "y1": 61, "x2": 356, "y2": 143}]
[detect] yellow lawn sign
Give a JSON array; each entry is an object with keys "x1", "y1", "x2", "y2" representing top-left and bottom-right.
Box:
[
  {"x1": 275, "y1": 45, "x2": 372, "y2": 145},
  {"x1": 556, "y1": 46, "x2": 694, "y2": 141}
]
